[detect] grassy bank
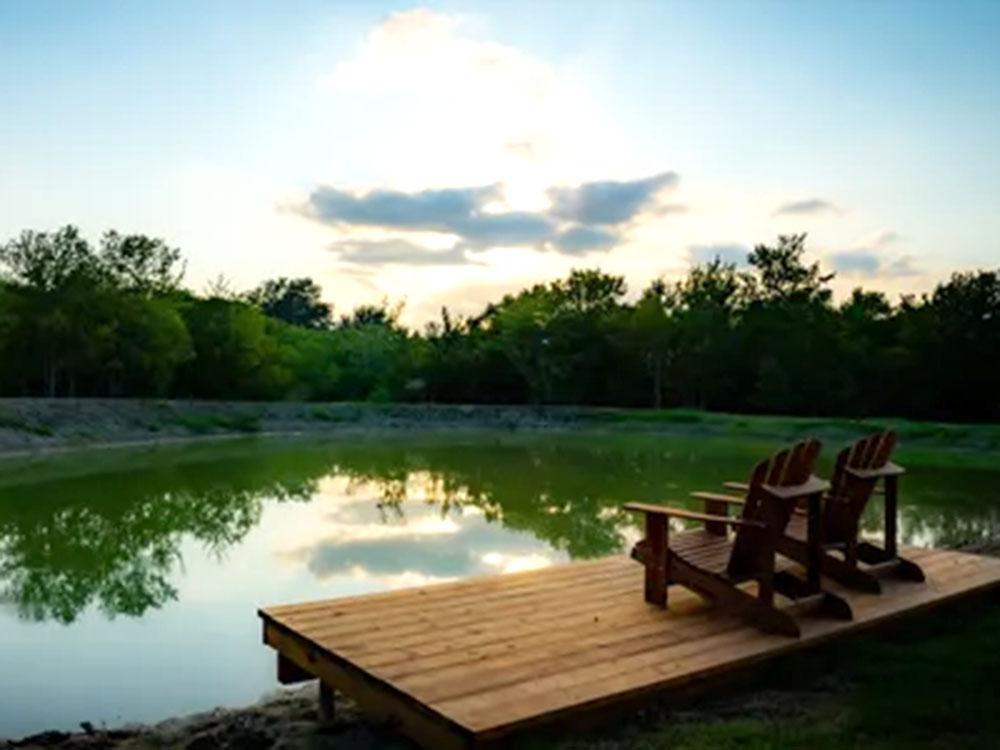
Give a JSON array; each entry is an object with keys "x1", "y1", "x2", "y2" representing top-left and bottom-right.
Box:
[
  {"x1": 530, "y1": 594, "x2": 1000, "y2": 750},
  {"x1": 2, "y1": 398, "x2": 999, "y2": 458}
]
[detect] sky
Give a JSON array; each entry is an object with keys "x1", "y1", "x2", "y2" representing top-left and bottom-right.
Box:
[{"x1": 2, "y1": 0, "x2": 999, "y2": 324}]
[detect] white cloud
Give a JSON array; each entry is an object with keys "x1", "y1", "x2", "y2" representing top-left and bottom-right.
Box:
[
  {"x1": 302, "y1": 173, "x2": 679, "y2": 262},
  {"x1": 825, "y1": 230, "x2": 921, "y2": 279},
  {"x1": 868, "y1": 229, "x2": 902, "y2": 247},
  {"x1": 773, "y1": 198, "x2": 842, "y2": 217},
  {"x1": 686, "y1": 243, "x2": 750, "y2": 267},
  {"x1": 317, "y1": 7, "x2": 616, "y2": 190},
  {"x1": 326, "y1": 8, "x2": 554, "y2": 100},
  {"x1": 332, "y1": 238, "x2": 476, "y2": 266},
  {"x1": 322, "y1": 9, "x2": 557, "y2": 175}
]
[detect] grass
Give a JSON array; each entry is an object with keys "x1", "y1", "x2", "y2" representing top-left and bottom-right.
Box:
[
  {"x1": 0, "y1": 409, "x2": 54, "y2": 436},
  {"x1": 308, "y1": 406, "x2": 350, "y2": 422},
  {"x1": 528, "y1": 595, "x2": 1000, "y2": 749},
  {"x1": 579, "y1": 407, "x2": 1000, "y2": 455},
  {"x1": 166, "y1": 412, "x2": 262, "y2": 434}
]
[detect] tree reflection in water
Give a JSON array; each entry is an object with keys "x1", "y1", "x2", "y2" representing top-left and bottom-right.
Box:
[
  {"x1": 0, "y1": 442, "x2": 326, "y2": 623},
  {"x1": 0, "y1": 434, "x2": 997, "y2": 624}
]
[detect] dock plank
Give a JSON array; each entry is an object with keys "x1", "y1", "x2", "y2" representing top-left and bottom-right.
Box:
[{"x1": 260, "y1": 544, "x2": 1000, "y2": 748}]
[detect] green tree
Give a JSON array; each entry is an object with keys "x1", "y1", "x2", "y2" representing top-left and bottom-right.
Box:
[
  {"x1": 246, "y1": 276, "x2": 332, "y2": 329},
  {"x1": 0, "y1": 225, "x2": 103, "y2": 292},
  {"x1": 99, "y1": 230, "x2": 185, "y2": 295},
  {"x1": 837, "y1": 289, "x2": 898, "y2": 415},
  {"x1": 489, "y1": 270, "x2": 627, "y2": 404},
  {"x1": 0, "y1": 242, "x2": 115, "y2": 396},
  {"x1": 177, "y1": 299, "x2": 288, "y2": 399},
  {"x1": 746, "y1": 233, "x2": 834, "y2": 304},
  {"x1": 273, "y1": 323, "x2": 340, "y2": 401},
  {"x1": 897, "y1": 271, "x2": 1000, "y2": 421},
  {"x1": 491, "y1": 287, "x2": 564, "y2": 404},
  {"x1": 109, "y1": 296, "x2": 194, "y2": 396},
  {"x1": 339, "y1": 301, "x2": 399, "y2": 329},
  {"x1": 628, "y1": 280, "x2": 677, "y2": 408},
  {"x1": 669, "y1": 260, "x2": 749, "y2": 409},
  {"x1": 743, "y1": 235, "x2": 841, "y2": 414},
  {"x1": 330, "y1": 306, "x2": 415, "y2": 401}
]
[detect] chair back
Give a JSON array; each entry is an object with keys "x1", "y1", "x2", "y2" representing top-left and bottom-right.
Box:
[
  {"x1": 728, "y1": 439, "x2": 821, "y2": 577},
  {"x1": 823, "y1": 430, "x2": 897, "y2": 543}
]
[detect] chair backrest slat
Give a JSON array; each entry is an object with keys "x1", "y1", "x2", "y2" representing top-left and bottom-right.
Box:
[
  {"x1": 824, "y1": 430, "x2": 898, "y2": 543},
  {"x1": 729, "y1": 438, "x2": 821, "y2": 577}
]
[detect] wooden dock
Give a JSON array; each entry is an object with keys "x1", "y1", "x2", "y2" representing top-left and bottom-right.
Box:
[{"x1": 259, "y1": 545, "x2": 1000, "y2": 749}]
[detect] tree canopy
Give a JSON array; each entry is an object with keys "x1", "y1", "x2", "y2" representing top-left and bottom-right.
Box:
[
  {"x1": 244, "y1": 276, "x2": 332, "y2": 329},
  {"x1": 1, "y1": 224, "x2": 998, "y2": 422}
]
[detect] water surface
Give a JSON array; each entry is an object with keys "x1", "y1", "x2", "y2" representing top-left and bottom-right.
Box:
[{"x1": 1, "y1": 432, "x2": 998, "y2": 737}]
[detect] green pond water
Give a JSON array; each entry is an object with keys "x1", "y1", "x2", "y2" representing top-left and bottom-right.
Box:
[{"x1": 1, "y1": 431, "x2": 998, "y2": 738}]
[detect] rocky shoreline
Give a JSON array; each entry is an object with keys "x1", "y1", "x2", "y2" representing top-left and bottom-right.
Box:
[
  {"x1": 3, "y1": 397, "x2": 998, "y2": 459},
  {"x1": 2, "y1": 685, "x2": 412, "y2": 750},
  {"x1": 0, "y1": 398, "x2": 595, "y2": 457}
]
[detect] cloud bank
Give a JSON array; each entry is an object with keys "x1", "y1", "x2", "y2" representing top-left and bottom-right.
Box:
[
  {"x1": 547, "y1": 172, "x2": 678, "y2": 225},
  {"x1": 773, "y1": 198, "x2": 842, "y2": 217},
  {"x1": 332, "y1": 239, "x2": 474, "y2": 266},
  {"x1": 825, "y1": 231, "x2": 919, "y2": 278},
  {"x1": 302, "y1": 172, "x2": 680, "y2": 266},
  {"x1": 826, "y1": 250, "x2": 920, "y2": 278},
  {"x1": 687, "y1": 243, "x2": 750, "y2": 267}
]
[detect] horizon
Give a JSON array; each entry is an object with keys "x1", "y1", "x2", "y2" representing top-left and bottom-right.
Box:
[{"x1": 3, "y1": 1, "x2": 999, "y2": 325}]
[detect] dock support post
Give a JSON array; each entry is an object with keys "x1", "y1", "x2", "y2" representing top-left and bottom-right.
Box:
[
  {"x1": 277, "y1": 653, "x2": 313, "y2": 685},
  {"x1": 319, "y1": 680, "x2": 336, "y2": 723}
]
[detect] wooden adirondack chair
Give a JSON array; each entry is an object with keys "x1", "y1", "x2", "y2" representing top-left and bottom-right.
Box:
[
  {"x1": 775, "y1": 430, "x2": 925, "y2": 593},
  {"x1": 626, "y1": 440, "x2": 849, "y2": 638}
]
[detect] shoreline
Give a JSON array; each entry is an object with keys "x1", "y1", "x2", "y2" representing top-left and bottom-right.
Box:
[
  {"x1": 1, "y1": 685, "x2": 409, "y2": 749},
  {"x1": 2, "y1": 398, "x2": 999, "y2": 461}
]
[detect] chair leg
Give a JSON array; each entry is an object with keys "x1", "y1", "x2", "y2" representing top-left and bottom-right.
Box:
[
  {"x1": 856, "y1": 541, "x2": 893, "y2": 564},
  {"x1": 892, "y1": 557, "x2": 926, "y2": 582},
  {"x1": 773, "y1": 571, "x2": 855, "y2": 621},
  {"x1": 856, "y1": 542, "x2": 925, "y2": 582},
  {"x1": 758, "y1": 566, "x2": 774, "y2": 606},
  {"x1": 642, "y1": 515, "x2": 669, "y2": 608},
  {"x1": 773, "y1": 570, "x2": 816, "y2": 599},
  {"x1": 816, "y1": 591, "x2": 854, "y2": 621},
  {"x1": 844, "y1": 537, "x2": 858, "y2": 567},
  {"x1": 779, "y1": 536, "x2": 882, "y2": 594},
  {"x1": 821, "y1": 555, "x2": 882, "y2": 594}
]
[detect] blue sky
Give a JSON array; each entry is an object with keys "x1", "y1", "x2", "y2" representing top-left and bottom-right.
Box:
[{"x1": 2, "y1": 1, "x2": 998, "y2": 321}]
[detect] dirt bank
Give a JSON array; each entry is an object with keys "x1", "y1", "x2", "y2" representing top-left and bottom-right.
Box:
[
  {"x1": 0, "y1": 399, "x2": 582, "y2": 457},
  {"x1": 3, "y1": 398, "x2": 999, "y2": 459}
]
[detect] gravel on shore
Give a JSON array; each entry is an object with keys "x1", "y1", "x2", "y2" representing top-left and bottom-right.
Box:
[
  {"x1": 0, "y1": 398, "x2": 625, "y2": 458},
  {"x1": 1, "y1": 685, "x2": 414, "y2": 750}
]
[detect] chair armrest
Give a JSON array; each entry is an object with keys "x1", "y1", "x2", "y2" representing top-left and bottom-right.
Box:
[
  {"x1": 624, "y1": 502, "x2": 766, "y2": 529},
  {"x1": 723, "y1": 481, "x2": 749, "y2": 491},
  {"x1": 845, "y1": 461, "x2": 905, "y2": 480},
  {"x1": 691, "y1": 491, "x2": 745, "y2": 506},
  {"x1": 761, "y1": 475, "x2": 830, "y2": 500}
]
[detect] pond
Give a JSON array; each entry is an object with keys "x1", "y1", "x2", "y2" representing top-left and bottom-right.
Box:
[{"x1": 1, "y1": 431, "x2": 998, "y2": 738}]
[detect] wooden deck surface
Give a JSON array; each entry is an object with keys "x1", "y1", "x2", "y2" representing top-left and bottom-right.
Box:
[{"x1": 260, "y1": 545, "x2": 1000, "y2": 749}]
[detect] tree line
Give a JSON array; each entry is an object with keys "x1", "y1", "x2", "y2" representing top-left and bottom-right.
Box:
[{"x1": 1, "y1": 226, "x2": 997, "y2": 422}]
